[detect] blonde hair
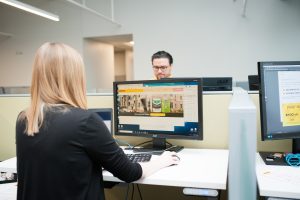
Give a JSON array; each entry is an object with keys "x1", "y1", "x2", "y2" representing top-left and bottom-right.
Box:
[{"x1": 23, "y1": 42, "x2": 87, "y2": 136}]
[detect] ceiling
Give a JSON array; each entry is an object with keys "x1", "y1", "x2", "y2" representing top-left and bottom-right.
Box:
[{"x1": 0, "y1": 1, "x2": 133, "y2": 52}]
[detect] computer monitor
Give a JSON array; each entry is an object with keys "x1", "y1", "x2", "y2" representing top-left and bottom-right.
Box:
[
  {"x1": 89, "y1": 108, "x2": 113, "y2": 134},
  {"x1": 163, "y1": 77, "x2": 232, "y2": 91},
  {"x1": 248, "y1": 75, "x2": 259, "y2": 91},
  {"x1": 258, "y1": 61, "x2": 300, "y2": 163},
  {"x1": 113, "y1": 78, "x2": 203, "y2": 151}
]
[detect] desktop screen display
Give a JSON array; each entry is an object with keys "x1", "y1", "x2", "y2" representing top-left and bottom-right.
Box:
[
  {"x1": 113, "y1": 79, "x2": 203, "y2": 141},
  {"x1": 258, "y1": 62, "x2": 300, "y2": 140},
  {"x1": 258, "y1": 61, "x2": 300, "y2": 141}
]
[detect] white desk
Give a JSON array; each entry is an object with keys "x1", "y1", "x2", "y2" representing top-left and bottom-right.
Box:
[
  {"x1": 0, "y1": 157, "x2": 17, "y2": 200},
  {"x1": 104, "y1": 148, "x2": 228, "y2": 190},
  {"x1": 0, "y1": 182, "x2": 17, "y2": 200},
  {"x1": 0, "y1": 157, "x2": 17, "y2": 173},
  {"x1": 256, "y1": 153, "x2": 300, "y2": 199},
  {"x1": 0, "y1": 149, "x2": 229, "y2": 199}
]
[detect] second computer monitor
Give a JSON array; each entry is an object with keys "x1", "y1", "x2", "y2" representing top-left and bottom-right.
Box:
[
  {"x1": 89, "y1": 108, "x2": 113, "y2": 134},
  {"x1": 113, "y1": 78, "x2": 203, "y2": 151},
  {"x1": 258, "y1": 61, "x2": 300, "y2": 154}
]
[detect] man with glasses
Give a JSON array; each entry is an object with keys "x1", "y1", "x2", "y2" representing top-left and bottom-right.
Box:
[{"x1": 151, "y1": 51, "x2": 173, "y2": 80}]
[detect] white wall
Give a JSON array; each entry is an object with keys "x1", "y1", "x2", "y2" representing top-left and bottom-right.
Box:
[
  {"x1": 112, "y1": 0, "x2": 300, "y2": 81},
  {"x1": 114, "y1": 50, "x2": 134, "y2": 81},
  {"x1": 125, "y1": 50, "x2": 134, "y2": 81},
  {"x1": 0, "y1": 0, "x2": 117, "y2": 88},
  {"x1": 114, "y1": 52, "x2": 125, "y2": 76},
  {"x1": 1, "y1": 0, "x2": 300, "y2": 88},
  {"x1": 84, "y1": 40, "x2": 114, "y2": 90}
]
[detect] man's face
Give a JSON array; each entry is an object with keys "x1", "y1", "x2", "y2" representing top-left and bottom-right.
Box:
[{"x1": 152, "y1": 58, "x2": 172, "y2": 80}]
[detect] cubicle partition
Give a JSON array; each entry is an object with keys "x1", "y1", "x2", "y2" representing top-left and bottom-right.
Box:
[
  {"x1": 0, "y1": 91, "x2": 296, "y2": 200},
  {"x1": 0, "y1": 95, "x2": 30, "y2": 161},
  {"x1": 0, "y1": 92, "x2": 292, "y2": 160},
  {"x1": 0, "y1": 92, "x2": 232, "y2": 161}
]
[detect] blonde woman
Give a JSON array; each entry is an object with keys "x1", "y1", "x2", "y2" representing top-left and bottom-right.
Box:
[{"x1": 16, "y1": 42, "x2": 180, "y2": 200}]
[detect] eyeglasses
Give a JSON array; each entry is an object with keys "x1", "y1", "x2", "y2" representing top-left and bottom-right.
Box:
[{"x1": 153, "y1": 66, "x2": 170, "y2": 71}]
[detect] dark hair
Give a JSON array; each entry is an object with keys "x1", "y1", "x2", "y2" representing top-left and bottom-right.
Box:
[{"x1": 151, "y1": 51, "x2": 173, "y2": 65}]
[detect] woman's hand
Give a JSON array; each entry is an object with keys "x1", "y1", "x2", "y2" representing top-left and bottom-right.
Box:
[{"x1": 139, "y1": 151, "x2": 180, "y2": 178}]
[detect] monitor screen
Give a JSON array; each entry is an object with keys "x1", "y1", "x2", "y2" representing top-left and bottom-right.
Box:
[
  {"x1": 113, "y1": 78, "x2": 203, "y2": 150},
  {"x1": 89, "y1": 108, "x2": 113, "y2": 134},
  {"x1": 258, "y1": 61, "x2": 300, "y2": 154}
]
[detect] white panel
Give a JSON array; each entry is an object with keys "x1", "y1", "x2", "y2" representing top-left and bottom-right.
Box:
[{"x1": 228, "y1": 87, "x2": 257, "y2": 200}]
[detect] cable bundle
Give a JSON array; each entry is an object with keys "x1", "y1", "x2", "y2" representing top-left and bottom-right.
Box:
[{"x1": 285, "y1": 153, "x2": 300, "y2": 167}]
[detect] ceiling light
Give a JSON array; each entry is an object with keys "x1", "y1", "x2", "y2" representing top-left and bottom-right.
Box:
[
  {"x1": 0, "y1": 0, "x2": 60, "y2": 21},
  {"x1": 124, "y1": 41, "x2": 134, "y2": 47}
]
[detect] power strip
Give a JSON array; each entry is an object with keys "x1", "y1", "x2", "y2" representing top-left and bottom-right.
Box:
[{"x1": 183, "y1": 188, "x2": 218, "y2": 197}]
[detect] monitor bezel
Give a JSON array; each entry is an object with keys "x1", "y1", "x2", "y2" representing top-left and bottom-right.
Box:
[
  {"x1": 113, "y1": 78, "x2": 203, "y2": 141},
  {"x1": 258, "y1": 61, "x2": 300, "y2": 141}
]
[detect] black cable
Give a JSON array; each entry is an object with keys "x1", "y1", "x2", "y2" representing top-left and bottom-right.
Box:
[
  {"x1": 132, "y1": 140, "x2": 153, "y2": 149},
  {"x1": 137, "y1": 184, "x2": 143, "y2": 200},
  {"x1": 131, "y1": 184, "x2": 135, "y2": 200},
  {"x1": 115, "y1": 138, "x2": 134, "y2": 149},
  {"x1": 125, "y1": 184, "x2": 130, "y2": 200},
  {"x1": 166, "y1": 141, "x2": 173, "y2": 148},
  {"x1": 133, "y1": 140, "x2": 173, "y2": 149}
]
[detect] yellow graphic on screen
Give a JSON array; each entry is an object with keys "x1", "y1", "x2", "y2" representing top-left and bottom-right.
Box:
[{"x1": 282, "y1": 103, "x2": 300, "y2": 126}]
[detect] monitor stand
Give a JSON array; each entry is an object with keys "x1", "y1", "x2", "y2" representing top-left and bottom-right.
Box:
[
  {"x1": 259, "y1": 138, "x2": 300, "y2": 166},
  {"x1": 133, "y1": 138, "x2": 172, "y2": 155},
  {"x1": 133, "y1": 138, "x2": 168, "y2": 154},
  {"x1": 133, "y1": 138, "x2": 185, "y2": 154},
  {"x1": 293, "y1": 138, "x2": 300, "y2": 154}
]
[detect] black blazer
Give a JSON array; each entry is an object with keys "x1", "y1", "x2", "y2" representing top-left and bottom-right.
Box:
[{"x1": 16, "y1": 106, "x2": 142, "y2": 200}]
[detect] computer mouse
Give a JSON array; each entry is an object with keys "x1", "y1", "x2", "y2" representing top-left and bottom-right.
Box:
[{"x1": 172, "y1": 155, "x2": 180, "y2": 160}]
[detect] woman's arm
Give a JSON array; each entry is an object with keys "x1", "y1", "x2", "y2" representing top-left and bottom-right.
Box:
[{"x1": 138, "y1": 151, "x2": 180, "y2": 178}]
